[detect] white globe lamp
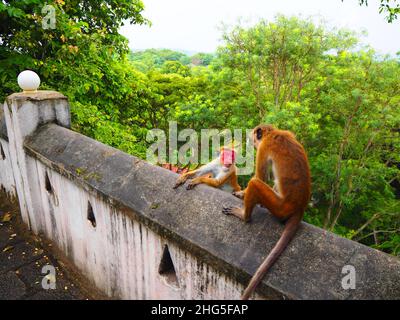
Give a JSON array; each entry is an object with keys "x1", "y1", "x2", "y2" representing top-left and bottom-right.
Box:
[{"x1": 17, "y1": 70, "x2": 41, "y2": 93}]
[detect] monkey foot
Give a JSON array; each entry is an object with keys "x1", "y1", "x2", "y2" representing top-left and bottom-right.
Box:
[
  {"x1": 222, "y1": 206, "x2": 243, "y2": 216},
  {"x1": 222, "y1": 206, "x2": 250, "y2": 222},
  {"x1": 232, "y1": 190, "x2": 244, "y2": 199}
]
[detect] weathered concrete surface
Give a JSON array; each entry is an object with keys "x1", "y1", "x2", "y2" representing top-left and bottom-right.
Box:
[
  {"x1": 0, "y1": 102, "x2": 7, "y2": 141},
  {"x1": 2, "y1": 91, "x2": 71, "y2": 230},
  {"x1": 0, "y1": 91, "x2": 70, "y2": 141},
  {"x1": 0, "y1": 138, "x2": 16, "y2": 197},
  {"x1": 0, "y1": 193, "x2": 94, "y2": 300},
  {"x1": 23, "y1": 123, "x2": 400, "y2": 300}
]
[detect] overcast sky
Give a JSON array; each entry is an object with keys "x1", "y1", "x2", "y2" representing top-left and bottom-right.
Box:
[{"x1": 119, "y1": 0, "x2": 400, "y2": 55}]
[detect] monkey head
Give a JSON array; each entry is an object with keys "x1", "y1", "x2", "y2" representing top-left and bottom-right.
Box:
[
  {"x1": 252, "y1": 124, "x2": 275, "y2": 149},
  {"x1": 220, "y1": 148, "x2": 236, "y2": 168}
]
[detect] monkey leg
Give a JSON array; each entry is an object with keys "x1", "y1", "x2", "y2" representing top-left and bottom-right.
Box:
[
  {"x1": 246, "y1": 178, "x2": 288, "y2": 219},
  {"x1": 223, "y1": 178, "x2": 285, "y2": 222}
]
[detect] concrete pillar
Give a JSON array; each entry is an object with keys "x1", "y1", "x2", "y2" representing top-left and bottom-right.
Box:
[{"x1": 3, "y1": 88, "x2": 70, "y2": 230}]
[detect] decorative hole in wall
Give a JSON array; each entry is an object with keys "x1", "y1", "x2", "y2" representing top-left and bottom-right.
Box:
[
  {"x1": 0, "y1": 143, "x2": 5, "y2": 160},
  {"x1": 87, "y1": 201, "x2": 96, "y2": 228},
  {"x1": 44, "y1": 171, "x2": 59, "y2": 206},
  {"x1": 158, "y1": 245, "x2": 180, "y2": 288},
  {"x1": 44, "y1": 172, "x2": 53, "y2": 194}
]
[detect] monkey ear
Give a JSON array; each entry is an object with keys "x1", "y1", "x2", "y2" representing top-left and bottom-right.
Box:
[{"x1": 256, "y1": 128, "x2": 263, "y2": 140}]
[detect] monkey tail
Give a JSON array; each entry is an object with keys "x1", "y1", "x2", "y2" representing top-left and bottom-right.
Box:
[{"x1": 241, "y1": 214, "x2": 302, "y2": 300}]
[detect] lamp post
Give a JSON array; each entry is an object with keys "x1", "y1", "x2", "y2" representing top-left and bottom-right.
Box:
[{"x1": 17, "y1": 70, "x2": 41, "y2": 93}]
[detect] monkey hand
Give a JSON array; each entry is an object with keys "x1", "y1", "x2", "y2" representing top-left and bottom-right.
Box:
[
  {"x1": 173, "y1": 177, "x2": 186, "y2": 189},
  {"x1": 186, "y1": 180, "x2": 198, "y2": 190},
  {"x1": 173, "y1": 181, "x2": 183, "y2": 189},
  {"x1": 232, "y1": 190, "x2": 245, "y2": 199}
]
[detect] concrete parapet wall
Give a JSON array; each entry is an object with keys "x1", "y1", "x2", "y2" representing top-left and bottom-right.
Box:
[{"x1": 1, "y1": 91, "x2": 399, "y2": 299}]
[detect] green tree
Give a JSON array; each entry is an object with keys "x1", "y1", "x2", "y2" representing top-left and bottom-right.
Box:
[
  {"x1": 0, "y1": 0, "x2": 149, "y2": 157},
  {"x1": 129, "y1": 49, "x2": 191, "y2": 72},
  {"x1": 161, "y1": 61, "x2": 191, "y2": 77},
  {"x1": 217, "y1": 16, "x2": 358, "y2": 121},
  {"x1": 212, "y1": 16, "x2": 400, "y2": 255},
  {"x1": 191, "y1": 53, "x2": 215, "y2": 66}
]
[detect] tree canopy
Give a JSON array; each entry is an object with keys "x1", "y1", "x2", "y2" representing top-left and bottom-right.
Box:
[
  {"x1": 126, "y1": 17, "x2": 400, "y2": 256},
  {"x1": 0, "y1": 6, "x2": 398, "y2": 256}
]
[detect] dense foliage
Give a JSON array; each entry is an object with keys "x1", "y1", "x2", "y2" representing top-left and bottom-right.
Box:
[
  {"x1": 0, "y1": 0, "x2": 149, "y2": 156},
  {"x1": 129, "y1": 17, "x2": 400, "y2": 255},
  {"x1": 0, "y1": 2, "x2": 398, "y2": 256}
]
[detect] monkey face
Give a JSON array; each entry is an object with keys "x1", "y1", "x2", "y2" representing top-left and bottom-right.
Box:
[
  {"x1": 252, "y1": 124, "x2": 275, "y2": 149},
  {"x1": 252, "y1": 130, "x2": 261, "y2": 149},
  {"x1": 220, "y1": 148, "x2": 236, "y2": 167}
]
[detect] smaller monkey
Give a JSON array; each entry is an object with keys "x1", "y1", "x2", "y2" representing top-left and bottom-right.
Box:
[{"x1": 173, "y1": 147, "x2": 241, "y2": 192}]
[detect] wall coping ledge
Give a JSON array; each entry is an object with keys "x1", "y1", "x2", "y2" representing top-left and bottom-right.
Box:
[
  {"x1": 6, "y1": 91, "x2": 67, "y2": 104},
  {"x1": 0, "y1": 91, "x2": 69, "y2": 141},
  {"x1": 23, "y1": 123, "x2": 400, "y2": 300}
]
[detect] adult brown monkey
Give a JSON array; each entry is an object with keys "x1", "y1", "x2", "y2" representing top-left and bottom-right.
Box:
[{"x1": 223, "y1": 124, "x2": 311, "y2": 300}]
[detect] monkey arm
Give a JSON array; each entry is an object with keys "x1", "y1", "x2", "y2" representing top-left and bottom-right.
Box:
[
  {"x1": 229, "y1": 171, "x2": 241, "y2": 192},
  {"x1": 193, "y1": 158, "x2": 220, "y2": 176},
  {"x1": 173, "y1": 169, "x2": 198, "y2": 189},
  {"x1": 255, "y1": 141, "x2": 269, "y2": 181},
  {"x1": 186, "y1": 174, "x2": 230, "y2": 190},
  {"x1": 173, "y1": 158, "x2": 220, "y2": 189},
  {"x1": 186, "y1": 166, "x2": 233, "y2": 190}
]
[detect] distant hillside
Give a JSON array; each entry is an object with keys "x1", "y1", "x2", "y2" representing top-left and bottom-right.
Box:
[
  {"x1": 128, "y1": 49, "x2": 215, "y2": 72},
  {"x1": 131, "y1": 48, "x2": 202, "y2": 56}
]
